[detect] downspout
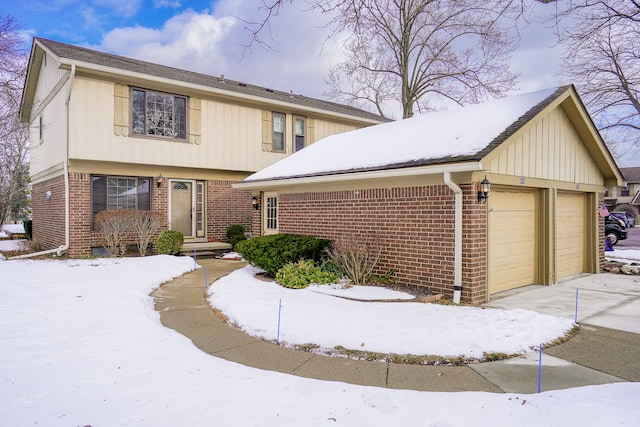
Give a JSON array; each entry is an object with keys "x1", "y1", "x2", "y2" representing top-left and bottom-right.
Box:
[
  {"x1": 10, "y1": 65, "x2": 75, "y2": 260},
  {"x1": 444, "y1": 172, "x2": 463, "y2": 304}
]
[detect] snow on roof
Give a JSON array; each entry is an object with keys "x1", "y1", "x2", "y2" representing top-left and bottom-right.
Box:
[{"x1": 244, "y1": 87, "x2": 564, "y2": 182}]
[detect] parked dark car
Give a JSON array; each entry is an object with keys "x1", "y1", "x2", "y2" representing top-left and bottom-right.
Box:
[
  {"x1": 611, "y1": 211, "x2": 634, "y2": 228},
  {"x1": 606, "y1": 215, "x2": 628, "y2": 245}
]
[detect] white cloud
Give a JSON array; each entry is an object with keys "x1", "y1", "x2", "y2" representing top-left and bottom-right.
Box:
[
  {"x1": 97, "y1": 1, "x2": 344, "y2": 98},
  {"x1": 154, "y1": 0, "x2": 182, "y2": 8},
  {"x1": 94, "y1": 0, "x2": 143, "y2": 18}
]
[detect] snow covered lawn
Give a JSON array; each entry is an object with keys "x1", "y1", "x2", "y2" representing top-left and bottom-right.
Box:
[
  {"x1": 208, "y1": 266, "x2": 575, "y2": 359},
  {"x1": 1, "y1": 256, "x2": 638, "y2": 426}
]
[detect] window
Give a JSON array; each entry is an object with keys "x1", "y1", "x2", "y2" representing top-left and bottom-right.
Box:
[
  {"x1": 39, "y1": 115, "x2": 44, "y2": 144},
  {"x1": 622, "y1": 185, "x2": 630, "y2": 197},
  {"x1": 266, "y1": 195, "x2": 278, "y2": 232},
  {"x1": 294, "y1": 116, "x2": 305, "y2": 151},
  {"x1": 272, "y1": 112, "x2": 285, "y2": 152},
  {"x1": 92, "y1": 175, "x2": 151, "y2": 223},
  {"x1": 131, "y1": 88, "x2": 187, "y2": 139}
]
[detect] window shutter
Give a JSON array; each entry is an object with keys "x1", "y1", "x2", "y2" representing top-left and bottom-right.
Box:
[
  {"x1": 306, "y1": 118, "x2": 315, "y2": 145},
  {"x1": 189, "y1": 97, "x2": 201, "y2": 144},
  {"x1": 113, "y1": 84, "x2": 129, "y2": 136},
  {"x1": 262, "y1": 110, "x2": 273, "y2": 152}
]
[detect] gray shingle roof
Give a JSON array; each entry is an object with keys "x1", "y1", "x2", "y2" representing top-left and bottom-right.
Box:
[
  {"x1": 620, "y1": 167, "x2": 640, "y2": 183},
  {"x1": 35, "y1": 37, "x2": 387, "y2": 123}
]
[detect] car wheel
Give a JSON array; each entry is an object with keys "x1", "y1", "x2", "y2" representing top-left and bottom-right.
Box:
[{"x1": 607, "y1": 231, "x2": 619, "y2": 245}]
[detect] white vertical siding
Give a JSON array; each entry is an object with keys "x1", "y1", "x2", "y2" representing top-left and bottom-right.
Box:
[
  {"x1": 488, "y1": 106, "x2": 603, "y2": 185},
  {"x1": 67, "y1": 76, "x2": 368, "y2": 173}
]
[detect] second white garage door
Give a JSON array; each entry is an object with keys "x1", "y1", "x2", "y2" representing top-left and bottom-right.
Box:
[
  {"x1": 488, "y1": 188, "x2": 536, "y2": 294},
  {"x1": 556, "y1": 191, "x2": 585, "y2": 279}
]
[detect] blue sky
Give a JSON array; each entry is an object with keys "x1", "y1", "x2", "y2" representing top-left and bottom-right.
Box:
[{"x1": 9, "y1": 0, "x2": 635, "y2": 165}]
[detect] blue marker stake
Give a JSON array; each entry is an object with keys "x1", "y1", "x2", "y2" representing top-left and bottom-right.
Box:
[
  {"x1": 204, "y1": 266, "x2": 209, "y2": 290},
  {"x1": 575, "y1": 289, "x2": 579, "y2": 324},
  {"x1": 276, "y1": 299, "x2": 282, "y2": 344},
  {"x1": 193, "y1": 248, "x2": 197, "y2": 269},
  {"x1": 538, "y1": 343, "x2": 543, "y2": 393}
]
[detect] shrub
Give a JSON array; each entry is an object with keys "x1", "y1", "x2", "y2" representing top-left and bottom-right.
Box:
[
  {"x1": 95, "y1": 210, "x2": 135, "y2": 257},
  {"x1": 23, "y1": 220, "x2": 32, "y2": 240},
  {"x1": 131, "y1": 211, "x2": 162, "y2": 256},
  {"x1": 276, "y1": 259, "x2": 340, "y2": 289},
  {"x1": 235, "y1": 234, "x2": 332, "y2": 276},
  {"x1": 157, "y1": 230, "x2": 184, "y2": 255},
  {"x1": 325, "y1": 234, "x2": 382, "y2": 285},
  {"x1": 226, "y1": 224, "x2": 247, "y2": 249}
]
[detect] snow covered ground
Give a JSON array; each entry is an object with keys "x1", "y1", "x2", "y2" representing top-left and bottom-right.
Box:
[
  {"x1": 0, "y1": 255, "x2": 638, "y2": 426},
  {"x1": 208, "y1": 266, "x2": 574, "y2": 358}
]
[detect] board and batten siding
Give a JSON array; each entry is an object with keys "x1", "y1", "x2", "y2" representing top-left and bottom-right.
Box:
[
  {"x1": 29, "y1": 52, "x2": 72, "y2": 181},
  {"x1": 68, "y1": 77, "x2": 364, "y2": 173},
  {"x1": 486, "y1": 106, "x2": 604, "y2": 186}
]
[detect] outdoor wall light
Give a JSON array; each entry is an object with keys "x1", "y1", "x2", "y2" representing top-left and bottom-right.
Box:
[
  {"x1": 45, "y1": 190, "x2": 52, "y2": 200},
  {"x1": 157, "y1": 174, "x2": 163, "y2": 188},
  {"x1": 477, "y1": 176, "x2": 491, "y2": 203},
  {"x1": 252, "y1": 196, "x2": 260, "y2": 210}
]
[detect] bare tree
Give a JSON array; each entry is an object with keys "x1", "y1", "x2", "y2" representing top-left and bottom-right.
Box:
[
  {"x1": 243, "y1": 1, "x2": 560, "y2": 118},
  {"x1": 0, "y1": 15, "x2": 29, "y2": 226},
  {"x1": 324, "y1": 0, "x2": 521, "y2": 118},
  {"x1": 558, "y1": 1, "x2": 640, "y2": 151}
]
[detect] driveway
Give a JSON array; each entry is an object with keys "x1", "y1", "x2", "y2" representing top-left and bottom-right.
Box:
[
  {"x1": 488, "y1": 273, "x2": 640, "y2": 334},
  {"x1": 615, "y1": 224, "x2": 640, "y2": 249}
]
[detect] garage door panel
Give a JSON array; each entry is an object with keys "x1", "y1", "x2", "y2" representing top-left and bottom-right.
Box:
[
  {"x1": 557, "y1": 192, "x2": 585, "y2": 278},
  {"x1": 489, "y1": 189, "x2": 536, "y2": 294}
]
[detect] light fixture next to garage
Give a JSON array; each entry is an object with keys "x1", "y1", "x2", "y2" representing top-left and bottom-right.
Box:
[
  {"x1": 252, "y1": 196, "x2": 260, "y2": 210},
  {"x1": 477, "y1": 176, "x2": 491, "y2": 203}
]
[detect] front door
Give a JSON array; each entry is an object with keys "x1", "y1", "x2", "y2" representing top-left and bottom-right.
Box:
[{"x1": 170, "y1": 180, "x2": 195, "y2": 238}]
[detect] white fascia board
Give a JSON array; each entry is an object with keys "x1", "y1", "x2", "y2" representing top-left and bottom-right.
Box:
[
  {"x1": 233, "y1": 162, "x2": 484, "y2": 190},
  {"x1": 59, "y1": 59, "x2": 384, "y2": 125}
]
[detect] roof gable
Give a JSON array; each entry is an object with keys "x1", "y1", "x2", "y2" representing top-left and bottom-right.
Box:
[{"x1": 20, "y1": 37, "x2": 386, "y2": 124}]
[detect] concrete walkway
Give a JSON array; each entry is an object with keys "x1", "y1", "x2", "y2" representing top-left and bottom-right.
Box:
[{"x1": 152, "y1": 259, "x2": 639, "y2": 393}]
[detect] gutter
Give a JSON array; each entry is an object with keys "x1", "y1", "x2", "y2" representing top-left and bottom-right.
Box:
[
  {"x1": 233, "y1": 162, "x2": 484, "y2": 190},
  {"x1": 10, "y1": 65, "x2": 75, "y2": 260},
  {"x1": 443, "y1": 172, "x2": 463, "y2": 304}
]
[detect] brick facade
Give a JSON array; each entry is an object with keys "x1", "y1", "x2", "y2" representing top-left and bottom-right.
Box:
[
  {"x1": 277, "y1": 184, "x2": 488, "y2": 305},
  {"x1": 31, "y1": 173, "x2": 254, "y2": 257},
  {"x1": 32, "y1": 176, "x2": 66, "y2": 251},
  {"x1": 207, "y1": 180, "x2": 252, "y2": 241}
]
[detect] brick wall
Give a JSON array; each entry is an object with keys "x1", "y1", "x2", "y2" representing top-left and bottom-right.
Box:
[
  {"x1": 207, "y1": 180, "x2": 252, "y2": 242},
  {"x1": 39, "y1": 174, "x2": 255, "y2": 257},
  {"x1": 278, "y1": 184, "x2": 488, "y2": 304},
  {"x1": 32, "y1": 176, "x2": 66, "y2": 251}
]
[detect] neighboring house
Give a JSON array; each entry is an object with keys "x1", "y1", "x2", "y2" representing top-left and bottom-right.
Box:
[
  {"x1": 605, "y1": 167, "x2": 640, "y2": 217},
  {"x1": 236, "y1": 85, "x2": 624, "y2": 304},
  {"x1": 19, "y1": 38, "x2": 386, "y2": 257}
]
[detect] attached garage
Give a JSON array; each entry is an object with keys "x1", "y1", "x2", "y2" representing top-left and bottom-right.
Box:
[{"x1": 236, "y1": 85, "x2": 624, "y2": 304}]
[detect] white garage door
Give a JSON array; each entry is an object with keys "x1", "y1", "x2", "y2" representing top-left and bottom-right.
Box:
[
  {"x1": 556, "y1": 192, "x2": 585, "y2": 279},
  {"x1": 489, "y1": 188, "x2": 536, "y2": 294}
]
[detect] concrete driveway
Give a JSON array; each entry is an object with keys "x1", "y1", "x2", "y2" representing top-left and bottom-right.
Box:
[{"x1": 487, "y1": 273, "x2": 640, "y2": 334}]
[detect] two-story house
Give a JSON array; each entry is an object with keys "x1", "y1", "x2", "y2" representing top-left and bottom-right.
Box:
[{"x1": 20, "y1": 38, "x2": 386, "y2": 257}]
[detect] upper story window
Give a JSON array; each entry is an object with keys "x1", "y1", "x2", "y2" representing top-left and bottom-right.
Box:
[
  {"x1": 131, "y1": 88, "x2": 187, "y2": 140},
  {"x1": 294, "y1": 116, "x2": 305, "y2": 151},
  {"x1": 272, "y1": 112, "x2": 285, "y2": 152},
  {"x1": 621, "y1": 185, "x2": 630, "y2": 197}
]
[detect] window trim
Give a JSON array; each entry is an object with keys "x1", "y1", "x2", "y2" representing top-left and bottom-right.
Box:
[
  {"x1": 130, "y1": 87, "x2": 188, "y2": 141},
  {"x1": 272, "y1": 112, "x2": 286, "y2": 153}
]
